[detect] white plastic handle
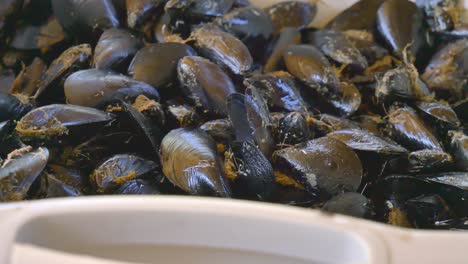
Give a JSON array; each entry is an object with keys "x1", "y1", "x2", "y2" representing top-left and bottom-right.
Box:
[{"x1": 0, "y1": 196, "x2": 467, "y2": 264}]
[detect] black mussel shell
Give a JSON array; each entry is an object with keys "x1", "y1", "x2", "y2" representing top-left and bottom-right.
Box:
[
  {"x1": 415, "y1": 101, "x2": 461, "y2": 131},
  {"x1": 132, "y1": 95, "x2": 165, "y2": 128},
  {"x1": 112, "y1": 101, "x2": 164, "y2": 160},
  {"x1": 0, "y1": 70, "x2": 16, "y2": 93},
  {"x1": 273, "y1": 137, "x2": 363, "y2": 200},
  {"x1": 305, "y1": 30, "x2": 368, "y2": 73},
  {"x1": 344, "y1": 31, "x2": 389, "y2": 65},
  {"x1": 0, "y1": 93, "x2": 34, "y2": 122},
  {"x1": 265, "y1": 1, "x2": 317, "y2": 34},
  {"x1": 453, "y1": 98, "x2": 468, "y2": 123},
  {"x1": 0, "y1": 147, "x2": 49, "y2": 201},
  {"x1": 406, "y1": 194, "x2": 456, "y2": 229},
  {"x1": 421, "y1": 39, "x2": 467, "y2": 102},
  {"x1": 90, "y1": 154, "x2": 160, "y2": 193},
  {"x1": 244, "y1": 71, "x2": 308, "y2": 112},
  {"x1": 43, "y1": 171, "x2": 83, "y2": 198},
  {"x1": 165, "y1": 0, "x2": 234, "y2": 19},
  {"x1": 114, "y1": 179, "x2": 161, "y2": 195},
  {"x1": 277, "y1": 111, "x2": 310, "y2": 146},
  {"x1": 376, "y1": 0, "x2": 425, "y2": 57},
  {"x1": 325, "y1": 0, "x2": 385, "y2": 33},
  {"x1": 328, "y1": 129, "x2": 408, "y2": 155},
  {"x1": 160, "y1": 128, "x2": 231, "y2": 197},
  {"x1": 434, "y1": 218, "x2": 468, "y2": 230},
  {"x1": 422, "y1": 172, "x2": 468, "y2": 191},
  {"x1": 215, "y1": 6, "x2": 273, "y2": 60},
  {"x1": 200, "y1": 118, "x2": 235, "y2": 150},
  {"x1": 93, "y1": 28, "x2": 143, "y2": 71},
  {"x1": 166, "y1": 101, "x2": 200, "y2": 129},
  {"x1": 225, "y1": 140, "x2": 275, "y2": 201},
  {"x1": 16, "y1": 104, "x2": 114, "y2": 141},
  {"x1": 387, "y1": 105, "x2": 443, "y2": 151},
  {"x1": 322, "y1": 192, "x2": 373, "y2": 218},
  {"x1": 283, "y1": 44, "x2": 340, "y2": 90},
  {"x1": 34, "y1": 44, "x2": 92, "y2": 104},
  {"x1": 264, "y1": 27, "x2": 301, "y2": 73},
  {"x1": 0, "y1": 120, "x2": 15, "y2": 144},
  {"x1": 127, "y1": 0, "x2": 166, "y2": 29},
  {"x1": 354, "y1": 114, "x2": 385, "y2": 136},
  {"x1": 11, "y1": 17, "x2": 66, "y2": 51},
  {"x1": 449, "y1": 131, "x2": 468, "y2": 171},
  {"x1": 375, "y1": 65, "x2": 431, "y2": 103},
  {"x1": 64, "y1": 69, "x2": 159, "y2": 107},
  {"x1": 227, "y1": 89, "x2": 274, "y2": 158},
  {"x1": 10, "y1": 57, "x2": 47, "y2": 97},
  {"x1": 191, "y1": 24, "x2": 252, "y2": 75},
  {"x1": 46, "y1": 164, "x2": 87, "y2": 191},
  {"x1": 0, "y1": 0, "x2": 23, "y2": 38},
  {"x1": 129, "y1": 43, "x2": 197, "y2": 89},
  {"x1": 328, "y1": 81, "x2": 362, "y2": 117},
  {"x1": 51, "y1": 0, "x2": 119, "y2": 37},
  {"x1": 178, "y1": 56, "x2": 236, "y2": 116},
  {"x1": 405, "y1": 149, "x2": 454, "y2": 173}
]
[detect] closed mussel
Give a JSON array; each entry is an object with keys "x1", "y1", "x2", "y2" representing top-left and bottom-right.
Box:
[
  {"x1": 273, "y1": 137, "x2": 363, "y2": 200},
  {"x1": 160, "y1": 128, "x2": 231, "y2": 197},
  {"x1": 90, "y1": 154, "x2": 161, "y2": 193},
  {"x1": 64, "y1": 69, "x2": 159, "y2": 107}
]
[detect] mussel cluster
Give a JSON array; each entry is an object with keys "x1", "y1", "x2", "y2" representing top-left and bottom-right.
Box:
[{"x1": 0, "y1": 0, "x2": 467, "y2": 230}]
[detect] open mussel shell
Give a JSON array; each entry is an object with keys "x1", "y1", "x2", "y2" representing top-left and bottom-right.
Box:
[
  {"x1": 283, "y1": 44, "x2": 340, "y2": 91},
  {"x1": 322, "y1": 192, "x2": 373, "y2": 219},
  {"x1": 421, "y1": 39, "x2": 467, "y2": 102},
  {"x1": 93, "y1": 28, "x2": 143, "y2": 71},
  {"x1": 51, "y1": 0, "x2": 119, "y2": 37},
  {"x1": 191, "y1": 24, "x2": 253, "y2": 75},
  {"x1": 325, "y1": 0, "x2": 385, "y2": 33},
  {"x1": 34, "y1": 44, "x2": 92, "y2": 104},
  {"x1": 415, "y1": 101, "x2": 461, "y2": 131},
  {"x1": 387, "y1": 105, "x2": 443, "y2": 151},
  {"x1": 0, "y1": 147, "x2": 49, "y2": 202},
  {"x1": 328, "y1": 129, "x2": 408, "y2": 156},
  {"x1": 9, "y1": 57, "x2": 47, "y2": 97},
  {"x1": 227, "y1": 89, "x2": 274, "y2": 158},
  {"x1": 90, "y1": 154, "x2": 161, "y2": 194},
  {"x1": 264, "y1": 27, "x2": 301, "y2": 73},
  {"x1": 225, "y1": 140, "x2": 275, "y2": 201},
  {"x1": 127, "y1": 0, "x2": 166, "y2": 29},
  {"x1": 215, "y1": 6, "x2": 273, "y2": 60},
  {"x1": 178, "y1": 56, "x2": 236, "y2": 116},
  {"x1": 304, "y1": 30, "x2": 368, "y2": 74},
  {"x1": 449, "y1": 131, "x2": 468, "y2": 171},
  {"x1": 64, "y1": 69, "x2": 159, "y2": 107},
  {"x1": 11, "y1": 17, "x2": 66, "y2": 51},
  {"x1": 16, "y1": 104, "x2": 114, "y2": 142},
  {"x1": 160, "y1": 128, "x2": 231, "y2": 197},
  {"x1": 114, "y1": 179, "x2": 161, "y2": 195},
  {"x1": 244, "y1": 71, "x2": 308, "y2": 113},
  {"x1": 376, "y1": 0, "x2": 425, "y2": 57},
  {"x1": 273, "y1": 137, "x2": 363, "y2": 200},
  {"x1": 277, "y1": 112, "x2": 311, "y2": 146},
  {"x1": 128, "y1": 43, "x2": 197, "y2": 90},
  {"x1": 0, "y1": 93, "x2": 34, "y2": 122},
  {"x1": 265, "y1": 1, "x2": 317, "y2": 34}
]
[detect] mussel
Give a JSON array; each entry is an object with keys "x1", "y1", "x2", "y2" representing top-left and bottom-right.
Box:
[
  {"x1": 160, "y1": 128, "x2": 231, "y2": 197},
  {"x1": 265, "y1": 1, "x2": 317, "y2": 34}
]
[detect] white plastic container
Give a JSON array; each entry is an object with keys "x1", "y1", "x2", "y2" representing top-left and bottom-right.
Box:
[{"x1": 2, "y1": 1, "x2": 468, "y2": 263}]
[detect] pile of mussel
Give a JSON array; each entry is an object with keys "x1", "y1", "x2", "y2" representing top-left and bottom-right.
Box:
[{"x1": 0, "y1": 0, "x2": 467, "y2": 230}]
